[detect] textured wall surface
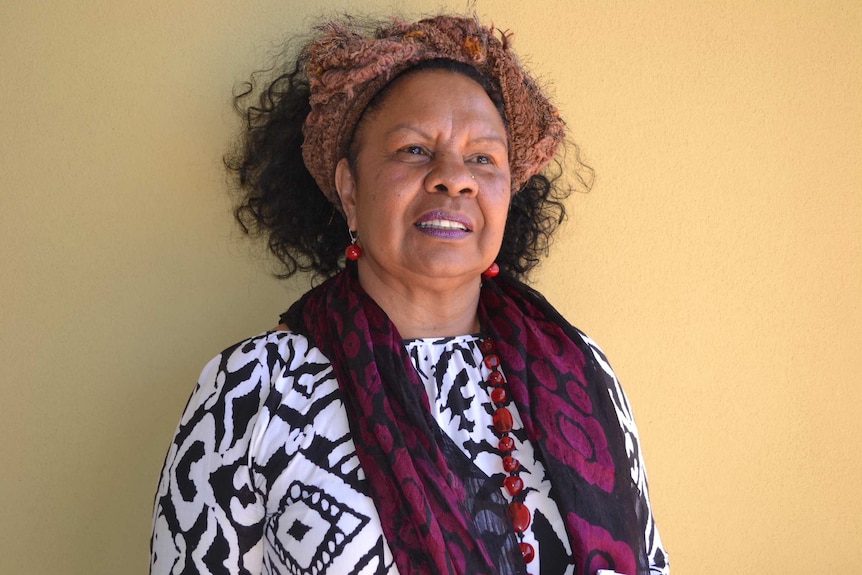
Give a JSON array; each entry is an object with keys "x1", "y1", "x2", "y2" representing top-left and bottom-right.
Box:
[{"x1": 1, "y1": 1, "x2": 860, "y2": 573}]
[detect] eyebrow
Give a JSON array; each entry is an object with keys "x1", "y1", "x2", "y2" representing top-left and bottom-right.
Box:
[{"x1": 386, "y1": 124, "x2": 508, "y2": 149}]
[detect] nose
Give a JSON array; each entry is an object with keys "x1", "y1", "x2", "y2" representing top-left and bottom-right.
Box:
[{"x1": 424, "y1": 155, "x2": 478, "y2": 197}]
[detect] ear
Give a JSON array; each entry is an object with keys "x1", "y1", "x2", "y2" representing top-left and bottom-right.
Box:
[{"x1": 335, "y1": 158, "x2": 359, "y2": 230}]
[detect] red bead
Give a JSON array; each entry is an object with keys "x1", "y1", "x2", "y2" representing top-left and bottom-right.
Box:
[
  {"x1": 509, "y1": 502, "x2": 531, "y2": 532},
  {"x1": 479, "y1": 338, "x2": 495, "y2": 354},
  {"x1": 482, "y1": 262, "x2": 500, "y2": 278},
  {"x1": 493, "y1": 408, "x2": 513, "y2": 434},
  {"x1": 345, "y1": 244, "x2": 362, "y2": 261},
  {"x1": 487, "y1": 371, "x2": 504, "y2": 386},
  {"x1": 520, "y1": 542, "x2": 535, "y2": 563},
  {"x1": 483, "y1": 354, "x2": 501, "y2": 370},
  {"x1": 503, "y1": 475, "x2": 524, "y2": 496},
  {"x1": 498, "y1": 436, "x2": 514, "y2": 452},
  {"x1": 490, "y1": 387, "x2": 508, "y2": 404},
  {"x1": 502, "y1": 455, "x2": 520, "y2": 473}
]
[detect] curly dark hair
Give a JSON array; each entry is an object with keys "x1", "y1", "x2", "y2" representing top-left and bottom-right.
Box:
[{"x1": 226, "y1": 28, "x2": 583, "y2": 283}]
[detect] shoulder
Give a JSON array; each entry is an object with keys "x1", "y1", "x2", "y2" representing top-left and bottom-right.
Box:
[
  {"x1": 182, "y1": 329, "x2": 333, "y2": 420},
  {"x1": 574, "y1": 329, "x2": 616, "y2": 380},
  {"x1": 204, "y1": 328, "x2": 327, "y2": 377},
  {"x1": 570, "y1": 328, "x2": 636, "y2": 421}
]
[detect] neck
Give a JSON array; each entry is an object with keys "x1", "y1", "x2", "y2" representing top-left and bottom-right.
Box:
[{"x1": 355, "y1": 264, "x2": 482, "y2": 339}]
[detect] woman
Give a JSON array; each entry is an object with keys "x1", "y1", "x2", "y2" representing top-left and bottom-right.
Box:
[{"x1": 151, "y1": 15, "x2": 668, "y2": 575}]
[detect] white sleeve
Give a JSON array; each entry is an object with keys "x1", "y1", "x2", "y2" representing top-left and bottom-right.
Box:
[
  {"x1": 579, "y1": 332, "x2": 670, "y2": 575},
  {"x1": 150, "y1": 333, "x2": 278, "y2": 575}
]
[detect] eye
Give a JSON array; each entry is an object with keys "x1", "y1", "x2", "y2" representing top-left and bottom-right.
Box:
[
  {"x1": 471, "y1": 154, "x2": 494, "y2": 165},
  {"x1": 401, "y1": 145, "x2": 425, "y2": 155}
]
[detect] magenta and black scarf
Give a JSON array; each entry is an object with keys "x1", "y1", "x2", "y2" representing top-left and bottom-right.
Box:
[{"x1": 283, "y1": 269, "x2": 647, "y2": 575}]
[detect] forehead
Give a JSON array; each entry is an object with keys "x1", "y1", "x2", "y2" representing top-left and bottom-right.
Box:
[{"x1": 353, "y1": 69, "x2": 508, "y2": 140}]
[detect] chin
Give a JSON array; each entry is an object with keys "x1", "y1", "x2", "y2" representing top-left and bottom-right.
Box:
[{"x1": 411, "y1": 263, "x2": 484, "y2": 283}]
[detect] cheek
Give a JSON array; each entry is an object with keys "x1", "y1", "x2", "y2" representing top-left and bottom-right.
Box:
[
  {"x1": 486, "y1": 189, "x2": 512, "y2": 231},
  {"x1": 367, "y1": 174, "x2": 414, "y2": 215}
]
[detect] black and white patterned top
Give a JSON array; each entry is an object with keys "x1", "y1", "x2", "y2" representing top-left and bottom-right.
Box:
[{"x1": 151, "y1": 330, "x2": 668, "y2": 575}]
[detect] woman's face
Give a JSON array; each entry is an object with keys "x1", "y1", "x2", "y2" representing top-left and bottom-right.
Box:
[{"x1": 335, "y1": 69, "x2": 511, "y2": 291}]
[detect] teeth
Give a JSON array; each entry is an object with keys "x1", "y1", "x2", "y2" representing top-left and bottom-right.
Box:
[{"x1": 418, "y1": 219, "x2": 468, "y2": 231}]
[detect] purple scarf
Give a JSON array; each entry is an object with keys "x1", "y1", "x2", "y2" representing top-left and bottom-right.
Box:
[{"x1": 283, "y1": 269, "x2": 647, "y2": 575}]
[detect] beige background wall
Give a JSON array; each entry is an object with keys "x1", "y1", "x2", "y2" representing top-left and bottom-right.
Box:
[{"x1": 2, "y1": 1, "x2": 859, "y2": 573}]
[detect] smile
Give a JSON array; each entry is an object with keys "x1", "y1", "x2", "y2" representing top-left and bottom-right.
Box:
[{"x1": 416, "y1": 219, "x2": 470, "y2": 232}]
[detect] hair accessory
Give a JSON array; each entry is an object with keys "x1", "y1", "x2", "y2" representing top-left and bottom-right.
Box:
[
  {"x1": 345, "y1": 230, "x2": 362, "y2": 260},
  {"x1": 482, "y1": 262, "x2": 500, "y2": 278},
  {"x1": 303, "y1": 15, "x2": 566, "y2": 211},
  {"x1": 479, "y1": 337, "x2": 535, "y2": 566}
]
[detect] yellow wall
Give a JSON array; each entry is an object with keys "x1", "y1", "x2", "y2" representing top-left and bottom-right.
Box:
[{"x1": 2, "y1": 1, "x2": 859, "y2": 573}]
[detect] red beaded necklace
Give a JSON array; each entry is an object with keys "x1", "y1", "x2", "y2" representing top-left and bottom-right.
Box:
[{"x1": 479, "y1": 337, "x2": 536, "y2": 566}]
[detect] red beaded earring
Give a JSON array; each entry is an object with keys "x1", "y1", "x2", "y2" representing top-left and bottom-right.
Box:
[
  {"x1": 482, "y1": 262, "x2": 500, "y2": 278},
  {"x1": 345, "y1": 230, "x2": 362, "y2": 261}
]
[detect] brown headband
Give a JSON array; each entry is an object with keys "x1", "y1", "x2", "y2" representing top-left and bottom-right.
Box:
[{"x1": 301, "y1": 15, "x2": 566, "y2": 210}]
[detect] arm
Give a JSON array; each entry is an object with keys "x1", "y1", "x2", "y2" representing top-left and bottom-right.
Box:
[
  {"x1": 579, "y1": 332, "x2": 670, "y2": 575},
  {"x1": 150, "y1": 335, "x2": 278, "y2": 575}
]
